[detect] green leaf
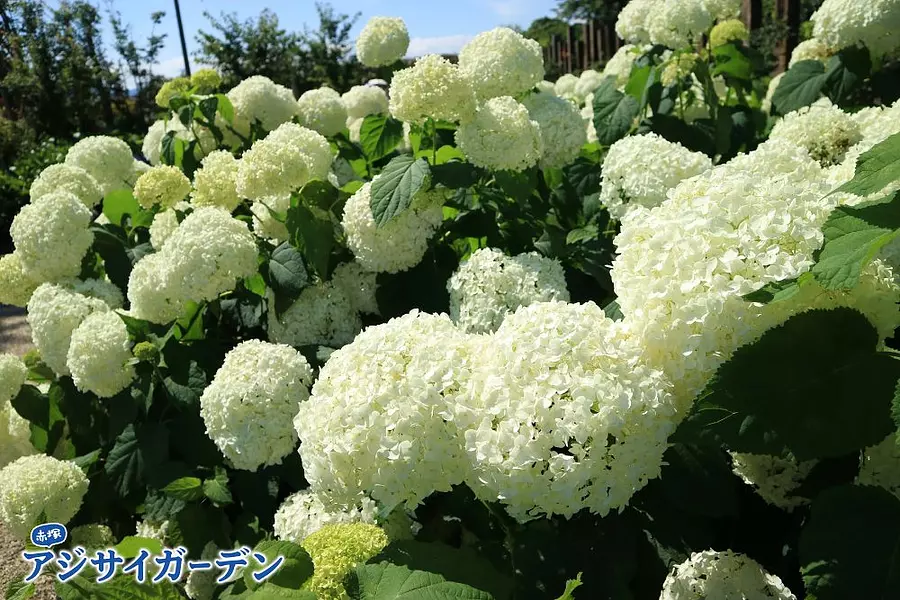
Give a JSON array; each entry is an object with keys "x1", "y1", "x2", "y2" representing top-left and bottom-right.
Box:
[
  {"x1": 835, "y1": 132, "x2": 900, "y2": 197},
  {"x1": 565, "y1": 225, "x2": 598, "y2": 245},
  {"x1": 198, "y1": 96, "x2": 219, "y2": 124},
  {"x1": 347, "y1": 563, "x2": 495, "y2": 600},
  {"x1": 811, "y1": 192, "x2": 900, "y2": 289},
  {"x1": 712, "y1": 43, "x2": 753, "y2": 80},
  {"x1": 370, "y1": 155, "x2": 431, "y2": 227},
  {"x1": 624, "y1": 65, "x2": 652, "y2": 102},
  {"x1": 103, "y1": 189, "x2": 142, "y2": 227},
  {"x1": 824, "y1": 46, "x2": 871, "y2": 105},
  {"x1": 267, "y1": 242, "x2": 310, "y2": 299},
  {"x1": 6, "y1": 581, "x2": 34, "y2": 600},
  {"x1": 655, "y1": 444, "x2": 739, "y2": 519},
  {"x1": 494, "y1": 169, "x2": 536, "y2": 202},
  {"x1": 555, "y1": 574, "x2": 583, "y2": 600},
  {"x1": 800, "y1": 485, "x2": 900, "y2": 599},
  {"x1": 244, "y1": 540, "x2": 314, "y2": 591},
  {"x1": 161, "y1": 476, "x2": 204, "y2": 502},
  {"x1": 772, "y1": 60, "x2": 827, "y2": 115},
  {"x1": 160, "y1": 131, "x2": 185, "y2": 167},
  {"x1": 742, "y1": 272, "x2": 815, "y2": 304},
  {"x1": 592, "y1": 77, "x2": 639, "y2": 146},
  {"x1": 73, "y1": 449, "x2": 101, "y2": 472},
  {"x1": 74, "y1": 576, "x2": 185, "y2": 599},
  {"x1": 285, "y1": 203, "x2": 334, "y2": 279},
  {"x1": 431, "y1": 162, "x2": 480, "y2": 189},
  {"x1": 216, "y1": 94, "x2": 235, "y2": 124},
  {"x1": 360, "y1": 115, "x2": 404, "y2": 161},
  {"x1": 178, "y1": 104, "x2": 193, "y2": 128},
  {"x1": 603, "y1": 299, "x2": 624, "y2": 321},
  {"x1": 247, "y1": 586, "x2": 316, "y2": 600},
  {"x1": 105, "y1": 423, "x2": 169, "y2": 497},
  {"x1": 169, "y1": 503, "x2": 232, "y2": 557},
  {"x1": 115, "y1": 536, "x2": 164, "y2": 559},
  {"x1": 204, "y1": 466, "x2": 233, "y2": 505},
  {"x1": 676, "y1": 308, "x2": 900, "y2": 460}
]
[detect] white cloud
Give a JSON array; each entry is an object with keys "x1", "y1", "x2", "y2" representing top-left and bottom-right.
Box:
[
  {"x1": 406, "y1": 34, "x2": 475, "y2": 57},
  {"x1": 489, "y1": 1, "x2": 525, "y2": 19},
  {"x1": 153, "y1": 56, "x2": 198, "y2": 79}
]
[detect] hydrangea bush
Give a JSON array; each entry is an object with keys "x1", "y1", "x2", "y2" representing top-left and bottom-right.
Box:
[{"x1": 2, "y1": 7, "x2": 900, "y2": 600}]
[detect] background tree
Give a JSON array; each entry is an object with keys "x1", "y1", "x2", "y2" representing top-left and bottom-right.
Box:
[{"x1": 555, "y1": 0, "x2": 629, "y2": 24}]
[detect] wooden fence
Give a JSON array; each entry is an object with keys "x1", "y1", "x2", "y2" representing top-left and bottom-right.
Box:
[{"x1": 544, "y1": 0, "x2": 802, "y2": 76}]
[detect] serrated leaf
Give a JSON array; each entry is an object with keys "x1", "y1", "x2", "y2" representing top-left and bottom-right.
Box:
[
  {"x1": 143, "y1": 490, "x2": 186, "y2": 522},
  {"x1": 675, "y1": 308, "x2": 900, "y2": 460},
  {"x1": 360, "y1": 115, "x2": 404, "y2": 161},
  {"x1": 824, "y1": 46, "x2": 871, "y2": 105},
  {"x1": 836, "y1": 132, "x2": 900, "y2": 197},
  {"x1": 370, "y1": 155, "x2": 431, "y2": 226},
  {"x1": 161, "y1": 477, "x2": 204, "y2": 501},
  {"x1": 216, "y1": 94, "x2": 235, "y2": 124},
  {"x1": 267, "y1": 242, "x2": 310, "y2": 299},
  {"x1": 115, "y1": 536, "x2": 164, "y2": 559},
  {"x1": 285, "y1": 204, "x2": 334, "y2": 279},
  {"x1": 800, "y1": 485, "x2": 900, "y2": 599},
  {"x1": 772, "y1": 60, "x2": 827, "y2": 115},
  {"x1": 592, "y1": 77, "x2": 639, "y2": 146},
  {"x1": 347, "y1": 563, "x2": 494, "y2": 600},
  {"x1": 160, "y1": 131, "x2": 185, "y2": 167},
  {"x1": 198, "y1": 96, "x2": 219, "y2": 123},
  {"x1": 105, "y1": 424, "x2": 169, "y2": 497},
  {"x1": 6, "y1": 581, "x2": 34, "y2": 600},
  {"x1": 555, "y1": 574, "x2": 583, "y2": 600},
  {"x1": 73, "y1": 449, "x2": 101, "y2": 472},
  {"x1": 712, "y1": 43, "x2": 753, "y2": 80},
  {"x1": 244, "y1": 540, "x2": 314, "y2": 591},
  {"x1": 204, "y1": 467, "x2": 233, "y2": 505}
]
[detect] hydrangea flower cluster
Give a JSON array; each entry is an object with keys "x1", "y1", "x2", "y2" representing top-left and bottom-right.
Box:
[
  {"x1": 301, "y1": 523, "x2": 389, "y2": 600},
  {"x1": 522, "y1": 92, "x2": 587, "y2": 169},
  {"x1": 133, "y1": 165, "x2": 192, "y2": 209},
  {"x1": 730, "y1": 453, "x2": 816, "y2": 511},
  {"x1": 788, "y1": 37, "x2": 833, "y2": 67},
  {"x1": 389, "y1": 54, "x2": 477, "y2": 124},
  {"x1": 356, "y1": 16, "x2": 410, "y2": 67},
  {"x1": 342, "y1": 85, "x2": 390, "y2": 120},
  {"x1": 447, "y1": 248, "x2": 570, "y2": 334},
  {"x1": 190, "y1": 150, "x2": 241, "y2": 211},
  {"x1": 30, "y1": 164, "x2": 102, "y2": 208},
  {"x1": 250, "y1": 194, "x2": 291, "y2": 242},
  {"x1": 709, "y1": 19, "x2": 749, "y2": 48},
  {"x1": 200, "y1": 340, "x2": 314, "y2": 471},
  {"x1": 0, "y1": 253, "x2": 39, "y2": 307},
  {"x1": 601, "y1": 45, "x2": 640, "y2": 89},
  {"x1": 0, "y1": 455, "x2": 90, "y2": 540},
  {"x1": 67, "y1": 311, "x2": 136, "y2": 398},
  {"x1": 69, "y1": 524, "x2": 117, "y2": 552},
  {"x1": 458, "y1": 27, "x2": 544, "y2": 100},
  {"x1": 64, "y1": 135, "x2": 135, "y2": 196},
  {"x1": 0, "y1": 355, "x2": 32, "y2": 469},
  {"x1": 617, "y1": 0, "x2": 741, "y2": 48},
  {"x1": 554, "y1": 73, "x2": 579, "y2": 101},
  {"x1": 226, "y1": 75, "x2": 298, "y2": 133},
  {"x1": 296, "y1": 87, "x2": 348, "y2": 137},
  {"x1": 149, "y1": 205, "x2": 184, "y2": 251},
  {"x1": 768, "y1": 99, "x2": 862, "y2": 166},
  {"x1": 267, "y1": 283, "x2": 363, "y2": 348},
  {"x1": 661, "y1": 550, "x2": 797, "y2": 599},
  {"x1": 155, "y1": 77, "x2": 191, "y2": 108},
  {"x1": 274, "y1": 489, "x2": 378, "y2": 544},
  {"x1": 811, "y1": 0, "x2": 900, "y2": 57},
  {"x1": 456, "y1": 96, "x2": 543, "y2": 172},
  {"x1": 599, "y1": 133, "x2": 713, "y2": 220}
]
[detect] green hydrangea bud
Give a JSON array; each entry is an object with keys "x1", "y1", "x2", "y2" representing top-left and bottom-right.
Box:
[
  {"x1": 191, "y1": 69, "x2": 222, "y2": 94},
  {"x1": 301, "y1": 523, "x2": 389, "y2": 600},
  {"x1": 132, "y1": 342, "x2": 159, "y2": 365},
  {"x1": 709, "y1": 19, "x2": 750, "y2": 50},
  {"x1": 155, "y1": 77, "x2": 191, "y2": 108},
  {"x1": 22, "y1": 348, "x2": 42, "y2": 369},
  {"x1": 661, "y1": 53, "x2": 699, "y2": 87}
]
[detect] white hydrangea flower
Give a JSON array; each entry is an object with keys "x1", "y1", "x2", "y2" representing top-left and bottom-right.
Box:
[
  {"x1": 295, "y1": 311, "x2": 475, "y2": 510},
  {"x1": 554, "y1": 73, "x2": 579, "y2": 102},
  {"x1": 0, "y1": 355, "x2": 26, "y2": 405},
  {"x1": 185, "y1": 542, "x2": 218, "y2": 600},
  {"x1": 453, "y1": 302, "x2": 678, "y2": 521},
  {"x1": 456, "y1": 96, "x2": 542, "y2": 172},
  {"x1": 389, "y1": 54, "x2": 477, "y2": 124},
  {"x1": 599, "y1": 133, "x2": 713, "y2": 220},
  {"x1": 812, "y1": 0, "x2": 900, "y2": 57},
  {"x1": 616, "y1": 0, "x2": 656, "y2": 45},
  {"x1": 133, "y1": 165, "x2": 191, "y2": 210},
  {"x1": 661, "y1": 550, "x2": 797, "y2": 600},
  {"x1": 68, "y1": 524, "x2": 116, "y2": 552},
  {"x1": 29, "y1": 164, "x2": 102, "y2": 208},
  {"x1": 647, "y1": 0, "x2": 714, "y2": 49},
  {"x1": 274, "y1": 489, "x2": 378, "y2": 544},
  {"x1": 26, "y1": 283, "x2": 111, "y2": 376},
  {"x1": 0, "y1": 401, "x2": 34, "y2": 470},
  {"x1": 143, "y1": 120, "x2": 167, "y2": 165},
  {"x1": 130, "y1": 160, "x2": 152, "y2": 186},
  {"x1": 64, "y1": 135, "x2": 134, "y2": 196},
  {"x1": 10, "y1": 191, "x2": 93, "y2": 282},
  {"x1": 267, "y1": 284, "x2": 362, "y2": 348},
  {"x1": 331, "y1": 261, "x2": 379, "y2": 315},
  {"x1": 447, "y1": 248, "x2": 570, "y2": 334},
  {"x1": 70, "y1": 278, "x2": 125, "y2": 310},
  {"x1": 0, "y1": 455, "x2": 90, "y2": 540},
  {"x1": 67, "y1": 311, "x2": 136, "y2": 398},
  {"x1": 190, "y1": 150, "x2": 241, "y2": 211},
  {"x1": 535, "y1": 80, "x2": 556, "y2": 94},
  {"x1": 574, "y1": 69, "x2": 605, "y2": 104},
  {"x1": 857, "y1": 434, "x2": 900, "y2": 501},
  {"x1": 342, "y1": 85, "x2": 390, "y2": 120},
  {"x1": 523, "y1": 92, "x2": 586, "y2": 169},
  {"x1": 347, "y1": 117, "x2": 365, "y2": 144},
  {"x1": 135, "y1": 519, "x2": 169, "y2": 544},
  {"x1": 226, "y1": 75, "x2": 299, "y2": 132},
  {"x1": 251, "y1": 194, "x2": 290, "y2": 243},
  {"x1": 126, "y1": 253, "x2": 183, "y2": 324},
  {"x1": 236, "y1": 123, "x2": 333, "y2": 201},
  {"x1": 297, "y1": 87, "x2": 349, "y2": 137},
  {"x1": 342, "y1": 182, "x2": 444, "y2": 273},
  {"x1": 200, "y1": 340, "x2": 313, "y2": 471},
  {"x1": 789, "y1": 38, "x2": 832, "y2": 67},
  {"x1": 458, "y1": 27, "x2": 544, "y2": 100},
  {"x1": 730, "y1": 453, "x2": 817, "y2": 511},
  {"x1": 150, "y1": 208, "x2": 182, "y2": 251},
  {"x1": 356, "y1": 17, "x2": 410, "y2": 67},
  {"x1": 602, "y1": 45, "x2": 640, "y2": 89},
  {"x1": 769, "y1": 99, "x2": 862, "y2": 166},
  {"x1": 0, "y1": 253, "x2": 39, "y2": 307}
]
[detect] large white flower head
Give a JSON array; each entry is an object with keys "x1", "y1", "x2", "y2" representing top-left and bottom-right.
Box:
[
  {"x1": 274, "y1": 489, "x2": 378, "y2": 544},
  {"x1": 447, "y1": 248, "x2": 570, "y2": 334},
  {"x1": 200, "y1": 340, "x2": 313, "y2": 471},
  {"x1": 295, "y1": 311, "x2": 475, "y2": 510},
  {"x1": 0, "y1": 253, "x2": 39, "y2": 307},
  {"x1": 602, "y1": 45, "x2": 640, "y2": 89},
  {"x1": 126, "y1": 253, "x2": 183, "y2": 324},
  {"x1": 70, "y1": 278, "x2": 125, "y2": 310},
  {"x1": 149, "y1": 207, "x2": 182, "y2": 251},
  {"x1": 296, "y1": 87, "x2": 348, "y2": 137},
  {"x1": 709, "y1": 19, "x2": 749, "y2": 49},
  {"x1": 599, "y1": 133, "x2": 713, "y2": 220},
  {"x1": 454, "y1": 302, "x2": 677, "y2": 521},
  {"x1": 616, "y1": 0, "x2": 656, "y2": 44},
  {"x1": 356, "y1": 17, "x2": 410, "y2": 67},
  {"x1": 342, "y1": 85, "x2": 389, "y2": 120},
  {"x1": 30, "y1": 164, "x2": 102, "y2": 208},
  {"x1": 67, "y1": 311, "x2": 136, "y2": 398},
  {"x1": 456, "y1": 96, "x2": 542, "y2": 172},
  {"x1": 190, "y1": 150, "x2": 241, "y2": 211},
  {"x1": 0, "y1": 355, "x2": 31, "y2": 469},
  {"x1": 769, "y1": 99, "x2": 862, "y2": 166},
  {"x1": 143, "y1": 120, "x2": 167, "y2": 165},
  {"x1": 267, "y1": 283, "x2": 362, "y2": 348},
  {"x1": 10, "y1": 192, "x2": 93, "y2": 282},
  {"x1": 0, "y1": 355, "x2": 26, "y2": 405},
  {"x1": 133, "y1": 165, "x2": 191, "y2": 210},
  {"x1": 64, "y1": 135, "x2": 134, "y2": 196},
  {"x1": 554, "y1": 73, "x2": 579, "y2": 102},
  {"x1": 0, "y1": 455, "x2": 89, "y2": 540},
  {"x1": 812, "y1": 0, "x2": 900, "y2": 57},
  {"x1": 574, "y1": 70, "x2": 605, "y2": 104},
  {"x1": 26, "y1": 283, "x2": 111, "y2": 376},
  {"x1": 522, "y1": 92, "x2": 586, "y2": 169},
  {"x1": 612, "y1": 139, "x2": 900, "y2": 410},
  {"x1": 789, "y1": 37, "x2": 832, "y2": 67},
  {"x1": 857, "y1": 434, "x2": 900, "y2": 501},
  {"x1": 331, "y1": 261, "x2": 379, "y2": 315},
  {"x1": 458, "y1": 27, "x2": 544, "y2": 100},
  {"x1": 661, "y1": 550, "x2": 797, "y2": 600},
  {"x1": 647, "y1": 0, "x2": 714, "y2": 49},
  {"x1": 226, "y1": 75, "x2": 299, "y2": 132},
  {"x1": 342, "y1": 182, "x2": 444, "y2": 273},
  {"x1": 236, "y1": 123, "x2": 333, "y2": 201},
  {"x1": 389, "y1": 54, "x2": 477, "y2": 124},
  {"x1": 730, "y1": 453, "x2": 817, "y2": 511}
]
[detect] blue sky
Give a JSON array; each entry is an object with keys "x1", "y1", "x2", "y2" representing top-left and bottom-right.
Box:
[{"x1": 83, "y1": 0, "x2": 559, "y2": 78}]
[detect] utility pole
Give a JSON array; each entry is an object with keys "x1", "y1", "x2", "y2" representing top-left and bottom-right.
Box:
[{"x1": 173, "y1": 0, "x2": 191, "y2": 76}]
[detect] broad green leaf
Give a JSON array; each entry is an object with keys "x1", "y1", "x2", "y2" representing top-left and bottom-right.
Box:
[
  {"x1": 142, "y1": 490, "x2": 186, "y2": 523},
  {"x1": 169, "y1": 503, "x2": 232, "y2": 558},
  {"x1": 370, "y1": 155, "x2": 431, "y2": 227},
  {"x1": 102, "y1": 189, "x2": 142, "y2": 227},
  {"x1": 105, "y1": 423, "x2": 169, "y2": 497},
  {"x1": 603, "y1": 299, "x2": 624, "y2": 321},
  {"x1": 6, "y1": 581, "x2": 34, "y2": 600},
  {"x1": 161, "y1": 476, "x2": 204, "y2": 502},
  {"x1": 244, "y1": 540, "x2": 314, "y2": 591},
  {"x1": 73, "y1": 449, "x2": 101, "y2": 472},
  {"x1": 800, "y1": 485, "x2": 900, "y2": 599},
  {"x1": 555, "y1": 574, "x2": 583, "y2": 600},
  {"x1": 592, "y1": 77, "x2": 639, "y2": 146},
  {"x1": 216, "y1": 94, "x2": 235, "y2": 124},
  {"x1": 198, "y1": 96, "x2": 219, "y2": 124},
  {"x1": 296, "y1": 180, "x2": 340, "y2": 211},
  {"x1": 564, "y1": 158, "x2": 602, "y2": 197},
  {"x1": 247, "y1": 586, "x2": 316, "y2": 600},
  {"x1": 772, "y1": 60, "x2": 827, "y2": 115},
  {"x1": 494, "y1": 169, "x2": 536, "y2": 202},
  {"x1": 204, "y1": 466, "x2": 233, "y2": 505},
  {"x1": 811, "y1": 192, "x2": 900, "y2": 289},
  {"x1": 78, "y1": 576, "x2": 184, "y2": 599},
  {"x1": 675, "y1": 308, "x2": 900, "y2": 460},
  {"x1": 712, "y1": 43, "x2": 753, "y2": 80},
  {"x1": 267, "y1": 242, "x2": 310, "y2": 299},
  {"x1": 115, "y1": 536, "x2": 164, "y2": 559},
  {"x1": 160, "y1": 131, "x2": 185, "y2": 167},
  {"x1": 836, "y1": 132, "x2": 900, "y2": 197},
  {"x1": 624, "y1": 65, "x2": 652, "y2": 102},
  {"x1": 431, "y1": 162, "x2": 480, "y2": 189},
  {"x1": 655, "y1": 444, "x2": 739, "y2": 519},
  {"x1": 91, "y1": 223, "x2": 137, "y2": 294},
  {"x1": 178, "y1": 104, "x2": 193, "y2": 128},
  {"x1": 824, "y1": 46, "x2": 871, "y2": 105},
  {"x1": 742, "y1": 272, "x2": 815, "y2": 304},
  {"x1": 566, "y1": 225, "x2": 598, "y2": 245},
  {"x1": 347, "y1": 563, "x2": 494, "y2": 600},
  {"x1": 360, "y1": 115, "x2": 404, "y2": 161},
  {"x1": 285, "y1": 204, "x2": 334, "y2": 279}
]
